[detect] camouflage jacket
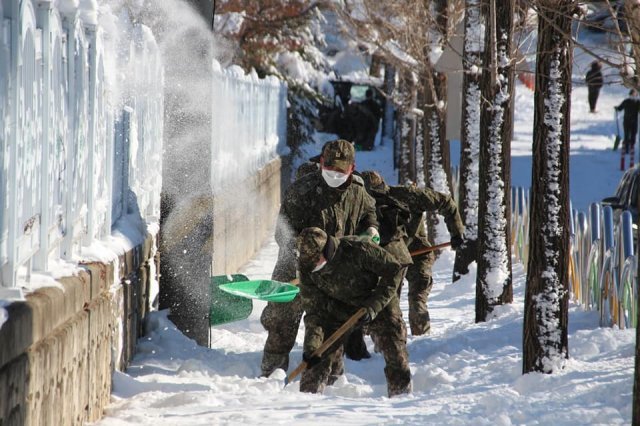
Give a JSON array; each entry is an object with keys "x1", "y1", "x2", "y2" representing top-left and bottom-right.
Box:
[
  {"x1": 299, "y1": 236, "x2": 402, "y2": 354},
  {"x1": 387, "y1": 185, "x2": 464, "y2": 250},
  {"x1": 272, "y1": 171, "x2": 378, "y2": 281},
  {"x1": 365, "y1": 188, "x2": 413, "y2": 265}
]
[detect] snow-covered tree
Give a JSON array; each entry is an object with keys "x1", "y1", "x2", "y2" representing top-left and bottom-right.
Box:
[
  {"x1": 421, "y1": 71, "x2": 453, "y2": 245},
  {"x1": 522, "y1": 0, "x2": 573, "y2": 374},
  {"x1": 475, "y1": 0, "x2": 515, "y2": 322},
  {"x1": 330, "y1": 1, "x2": 460, "y2": 246},
  {"x1": 453, "y1": 0, "x2": 483, "y2": 282},
  {"x1": 213, "y1": 0, "x2": 331, "y2": 161}
]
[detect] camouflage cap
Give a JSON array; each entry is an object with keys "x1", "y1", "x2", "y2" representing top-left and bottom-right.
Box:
[
  {"x1": 322, "y1": 139, "x2": 355, "y2": 171},
  {"x1": 360, "y1": 170, "x2": 386, "y2": 191},
  {"x1": 297, "y1": 227, "x2": 328, "y2": 264}
]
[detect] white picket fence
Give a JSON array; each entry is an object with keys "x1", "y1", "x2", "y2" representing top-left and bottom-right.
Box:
[
  {"x1": 0, "y1": 1, "x2": 163, "y2": 294},
  {"x1": 210, "y1": 61, "x2": 287, "y2": 191}
]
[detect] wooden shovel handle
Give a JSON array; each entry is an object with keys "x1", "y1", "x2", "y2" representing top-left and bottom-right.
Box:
[
  {"x1": 285, "y1": 307, "x2": 367, "y2": 385},
  {"x1": 410, "y1": 241, "x2": 451, "y2": 257}
]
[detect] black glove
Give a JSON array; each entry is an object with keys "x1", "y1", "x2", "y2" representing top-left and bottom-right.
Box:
[
  {"x1": 302, "y1": 352, "x2": 322, "y2": 368},
  {"x1": 357, "y1": 308, "x2": 375, "y2": 327},
  {"x1": 450, "y1": 235, "x2": 465, "y2": 250}
]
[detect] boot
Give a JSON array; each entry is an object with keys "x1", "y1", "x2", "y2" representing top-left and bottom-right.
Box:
[
  {"x1": 409, "y1": 308, "x2": 431, "y2": 336},
  {"x1": 344, "y1": 328, "x2": 371, "y2": 361},
  {"x1": 260, "y1": 351, "x2": 289, "y2": 377}
]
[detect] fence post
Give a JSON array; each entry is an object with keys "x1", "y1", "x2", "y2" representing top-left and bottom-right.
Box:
[
  {"x1": 61, "y1": 11, "x2": 77, "y2": 260},
  {"x1": 35, "y1": 1, "x2": 53, "y2": 271},
  {"x1": 621, "y1": 211, "x2": 634, "y2": 260},
  {"x1": 2, "y1": 0, "x2": 20, "y2": 292},
  {"x1": 83, "y1": 22, "x2": 97, "y2": 245}
]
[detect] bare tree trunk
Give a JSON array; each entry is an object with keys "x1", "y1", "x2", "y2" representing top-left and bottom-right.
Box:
[
  {"x1": 475, "y1": 0, "x2": 514, "y2": 322},
  {"x1": 622, "y1": 3, "x2": 640, "y2": 90},
  {"x1": 397, "y1": 73, "x2": 419, "y2": 184},
  {"x1": 453, "y1": 0, "x2": 483, "y2": 282},
  {"x1": 522, "y1": 0, "x2": 572, "y2": 374},
  {"x1": 422, "y1": 70, "x2": 452, "y2": 247},
  {"x1": 381, "y1": 63, "x2": 396, "y2": 144}
]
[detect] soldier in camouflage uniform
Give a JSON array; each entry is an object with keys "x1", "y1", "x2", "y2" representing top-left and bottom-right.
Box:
[
  {"x1": 344, "y1": 176, "x2": 414, "y2": 360},
  {"x1": 296, "y1": 227, "x2": 411, "y2": 397},
  {"x1": 260, "y1": 139, "x2": 379, "y2": 377},
  {"x1": 360, "y1": 171, "x2": 465, "y2": 336}
]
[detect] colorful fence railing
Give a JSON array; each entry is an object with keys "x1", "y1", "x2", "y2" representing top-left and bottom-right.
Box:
[
  {"x1": 510, "y1": 188, "x2": 638, "y2": 329},
  {"x1": 0, "y1": 1, "x2": 163, "y2": 295}
]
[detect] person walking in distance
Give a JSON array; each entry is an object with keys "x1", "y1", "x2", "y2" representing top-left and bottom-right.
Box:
[
  {"x1": 296, "y1": 227, "x2": 411, "y2": 397},
  {"x1": 616, "y1": 89, "x2": 640, "y2": 170},
  {"x1": 585, "y1": 60, "x2": 603, "y2": 113},
  {"x1": 260, "y1": 139, "x2": 379, "y2": 378}
]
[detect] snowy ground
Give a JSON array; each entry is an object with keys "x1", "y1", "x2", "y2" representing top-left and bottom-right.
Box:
[{"x1": 93, "y1": 76, "x2": 637, "y2": 425}]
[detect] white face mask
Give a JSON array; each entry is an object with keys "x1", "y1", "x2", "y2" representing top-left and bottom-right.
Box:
[
  {"x1": 312, "y1": 260, "x2": 327, "y2": 272},
  {"x1": 322, "y1": 169, "x2": 349, "y2": 188}
]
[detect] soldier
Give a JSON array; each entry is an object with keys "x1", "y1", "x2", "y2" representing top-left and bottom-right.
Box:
[
  {"x1": 296, "y1": 227, "x2": 411, "y2": 397},
  {"x1": 344, "y1": 176, "x2": 413, "y2": 360},
  {"x1": 360, "y1": 171, "x2": 465, "y2": 336},
  {"x1": 260, "y1": 139, "x2": 379, "y2": 377}
]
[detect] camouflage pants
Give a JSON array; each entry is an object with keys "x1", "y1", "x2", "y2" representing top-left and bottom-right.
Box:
[
  {"x1": 260, "y1": 296, "x2": 304, "y2": 377},
  {"x1": 403, "y1": 253, "x2": 434, "y2": 336},
  {"x1": 301, "y1": 297, "x2": 411, "y2": 397}
]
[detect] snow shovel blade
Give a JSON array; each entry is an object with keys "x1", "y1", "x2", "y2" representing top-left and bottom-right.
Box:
[
  {"x1": 210, "y1": 274, "x2": 253, "y2": 326},
  {"x1": 219, "y1": 280, "x2": 299, "y2": 303}
]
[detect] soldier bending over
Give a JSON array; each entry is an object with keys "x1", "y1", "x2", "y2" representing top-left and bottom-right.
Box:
[{"x1": 297, "y1": 227, "x2": 411, "y2": 397}]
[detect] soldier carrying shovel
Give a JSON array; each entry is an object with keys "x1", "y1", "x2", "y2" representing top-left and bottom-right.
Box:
[{"x1": 296, "y1": 227, "x2": 412, "y2": 397}]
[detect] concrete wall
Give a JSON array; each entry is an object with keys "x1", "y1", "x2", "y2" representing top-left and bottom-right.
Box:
[
  {"x1": 0, "y1": 233, "x2": 158, "y2": 425},
  {"x1": 213, "y1": 157, "x2": 282, "y2": 275}
]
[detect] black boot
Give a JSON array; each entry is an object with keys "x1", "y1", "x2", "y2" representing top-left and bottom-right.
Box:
[{"x1": 344, "y1": 328, "x2": 371, "y2": 361}]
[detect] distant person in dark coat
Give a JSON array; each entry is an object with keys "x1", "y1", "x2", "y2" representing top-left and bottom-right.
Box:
[
  {"x1": 616, "y1": 89, "x2": 640, "y2": 170},
  {"x1": 357, "y1": 89, "x2": 382, "y2": 151},
  {"x1": 585, "y1": 60, "x2": 604, "y2": 113}
]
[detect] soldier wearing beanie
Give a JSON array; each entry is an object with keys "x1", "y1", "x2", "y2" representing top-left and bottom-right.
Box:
[
  {"x1": 296, "y1": 227, "x2": 411, "y2": 397},
  {"x1": 260, "y1": 139, "x2": 379, "y2": 378}
]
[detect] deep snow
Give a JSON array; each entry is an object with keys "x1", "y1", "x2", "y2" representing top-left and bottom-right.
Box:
[{"x1": 91, "y1": 76, "x2": 637, "y2": 425}]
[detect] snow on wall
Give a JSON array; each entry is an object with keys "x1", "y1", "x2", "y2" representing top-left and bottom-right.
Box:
[
  {"x1": 535, "y1": 48, "x2": 568, "y2": 372},
  {"x1": 0, "y1": 1, "x2": 163, "y2": 291}
]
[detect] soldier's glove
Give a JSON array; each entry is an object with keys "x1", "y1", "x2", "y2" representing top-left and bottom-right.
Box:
[
  {"x1": 359, "y1": 227, "x2": 381, "y2": 244},
  {"x1": 450, "y1": 235, "x2": 465, "y2": 250},
  {"x1": 357, "y1": 307, "x2": 376, "y2": 327},
  {"x1": 302, "y1": 352, "x2": 322, "y2": 368}
]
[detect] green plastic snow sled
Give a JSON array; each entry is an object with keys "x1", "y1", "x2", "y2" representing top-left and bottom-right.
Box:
[
  {"x1": 210, "y1": 274, "x2": 254, "y2": 326},
  {"x1": 218, "y1": 279, "x2": 299, "y2": 303}
]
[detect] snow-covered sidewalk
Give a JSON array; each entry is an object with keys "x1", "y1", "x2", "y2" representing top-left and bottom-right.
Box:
[
  {"x1": 95, "y1": 238, "x2": 634, "y2": 425},
  {"x1": 93, "y1": 80, "x2": 636, "y2": 425}
]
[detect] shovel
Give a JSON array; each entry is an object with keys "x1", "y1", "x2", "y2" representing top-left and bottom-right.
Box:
[
  {"x1": 409, "y1": 241, "x2": 452, "y2": 257},
  {"x1": 285, "y1": 307, "x2": 367, "y2": 386},
  {"x1": 218, "y1": 279, "x2": 299, "y2": 302},
  {"x1": 613, "y1": 109, "x2": 621, "y2": 151},
  {"x1": 210, "y1": 274, "x2": 254, "y2": 326}
]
